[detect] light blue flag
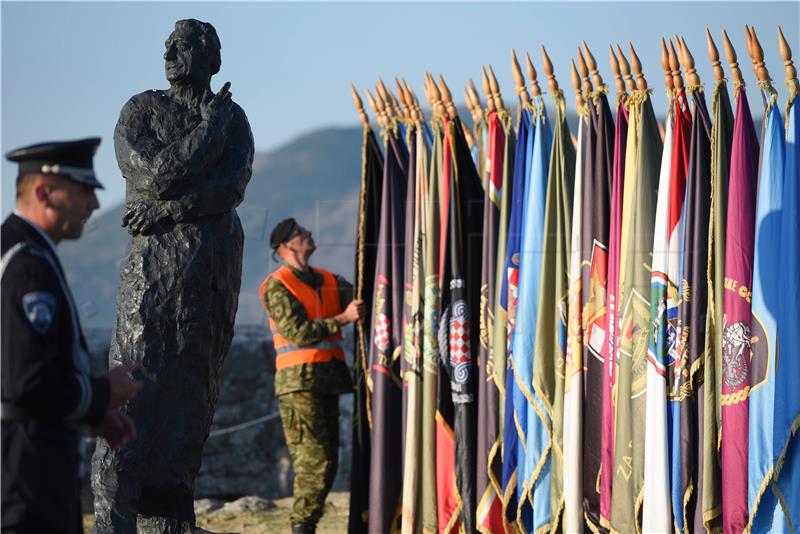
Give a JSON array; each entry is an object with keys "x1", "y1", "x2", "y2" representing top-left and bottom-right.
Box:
[
  {"x1": 747, "y1": 93, "x2": 787, "y2": 532},
  {"x1": 502, "y1": 107, "x2": 532, "y2": 524},
  {"x1": 773, "y1": 88, "x2": 800, "y2": 532},
  {"x1": 512, "y1": 97, "x2": 551, "y2": 531}
]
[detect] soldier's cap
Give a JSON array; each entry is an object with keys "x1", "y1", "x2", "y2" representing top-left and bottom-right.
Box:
[
  {"x1": 5, "y1": 137, "x2": 104, "y2": 190},
  {"x1": 270, "y1": 217, "x2": 302, "y2": 249}
]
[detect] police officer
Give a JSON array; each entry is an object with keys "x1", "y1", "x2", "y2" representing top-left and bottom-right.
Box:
[
  {"x1": 260, "y1": 218, "x2": 364, "y2": 534},
  {"x1": 1, "y1": 138, "x2": 143, "y2": 534}
]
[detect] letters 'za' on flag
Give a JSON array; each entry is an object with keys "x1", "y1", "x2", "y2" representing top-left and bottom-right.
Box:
[
  {"x1": 478, "y1": 108, "x2": 514, "y2": 534},
  {"x1": 642, "y1": 93, "x2": 674, "y2": 534},
  {"x1": 564, "y1": 102, "x2": 587, "y2": 534},
  {"x1": 532, "y1": 88, "x2": 575, "y2": 534},
  {"x1": 600, "y1": 95, "x2": 629, "y2": 529},
  {"x1": 773, "y1": 79, "x2": 800, "y2": 534},
  {"x1": 516, "y1": 97, "x2": 552, "y2": 533},
  {"x1": 401, "y1": 123, "x2": 430, "y2": 534},
  {"x1": 501, "y1": 106, "x2": 532, "y2": 529},
  {"x1": 747, "y1": 87, "x2": 788, "y2": 533},
  {"x1": 665, "y1": 87, "x2": 692, "y2": 534},
  {"x1": 610, "y1": 88, "x2": 661, "y2": 534},
  {"x1": 368, "y1": 128, "x2": 407, "y2": 534},
  {"x1": 421, "y1": 118, "x2": 445, "y2": 534},
  {"x1": 677, "y1": 88, "x2": 712, "y2": 533},
  {"x1": 720, "y1": 85, "x2": 759, "y2": 534},
  {"x1": 350, "y1": 123, "x2": 384, "y2": 534},
  {"x1": 579, "y1": 87, "x2": 613, "y2": 533},
  {"x1": 699, "y1": 75, "x2": 734, "y2": 534}
]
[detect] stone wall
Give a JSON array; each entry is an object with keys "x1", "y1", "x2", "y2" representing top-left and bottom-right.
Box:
[{"x1": 84, "y1": 326, "x2": 353, "y2": 503}]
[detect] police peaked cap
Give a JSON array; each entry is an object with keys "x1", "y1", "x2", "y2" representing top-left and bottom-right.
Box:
[
  {"x1": 6, "y1": 137, "x2": 104, "y2": 189},
  {"x1": 270, "y1": 218, "x2": 300, "y2": 249}
]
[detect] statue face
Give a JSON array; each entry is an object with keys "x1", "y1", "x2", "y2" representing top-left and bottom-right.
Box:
[{"x1": 164, "y1": 28, "x2": 211, "y2": 85}]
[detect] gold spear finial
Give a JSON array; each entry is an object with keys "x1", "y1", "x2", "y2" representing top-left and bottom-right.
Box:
[
  {"x1": 542, "y1": 45, "x2": 559, "y2": 93},
  {"x1": 481, "y1": 65, "x2": 496, "y2": 112},
  {"x1": 617, "y1": 44, "x2": 636, "y2": 92},
  {"x1": 777, "y1": 26, "x2": 798, "y2": 85},
  {"x1": 679, "y1": 36, "x2": 702, "y2": 88},
  {"x1": 487, "y1": 64, "x2": 505, "y2": 111},
  {"x1": 571, "y1": 59, "x2": 586, "y2": 110},
  {"x1": 439, "y1": 75, "x2": 457, "y2": 119},
  {"x1": 583, "y1": 41, "x2": 604, "y2": 88},
  {"x1": 351, "y1": 85, "x2": 369, "y2": 126},
  {"x1": 577, "y1": 47, "x2": 593, "y2": 96},
  {"x1": 747, "y1": 25, "x2": 772, "y2": 82},
  {"x1": 399, "y1": 79, "x2": 418, "y2": 122},
  {"x1": 744, "y1": 25, "x2": 755, "y2": 64},
  {"x1": 468, "y1": 78, "x2": 483, "y2": 115},
  {"x1": 422, "y1": 75, "x2": 434, "y2": 115},
  {"x1": 366, "y1": 88, "x2": 385, "y2": 127},
  {"x1": 629, "y1": 42, "x2": 648, "y2": 90},
  {"x1": 427, "y1": 72, "x2": 444, "y2": 117},
  {"x1": 661, "y1": 37, "x2": 675, "y2": 92},
  {"x1": 610, "y1": 44, "x2": 627, "y2": 96},
  {"x1": 394, "y1": 78, "x2": 411, "y2": 121},
  {"x1": 723, "y1": 30, "x2": 744, "y2": 86},
  {"x1": 526, "y1": 52, "x2": 542, "y2": 97},
  {"x1": 511, "y1": 49, "x2": 532, "y2": 106},
  {"x1": 668, "y1": 39, "x2": 684, "y2": 90},
  {"x1": 706, "y1": 29, "x2": 725, "y2": 82}
]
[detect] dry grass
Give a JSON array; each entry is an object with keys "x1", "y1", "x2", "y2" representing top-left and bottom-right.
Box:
[{"x1": 84, "y1": 491, "x2": 349, "y2": 534}]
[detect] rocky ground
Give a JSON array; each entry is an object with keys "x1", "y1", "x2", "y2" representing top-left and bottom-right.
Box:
[{"x1": 83, "y1": 492, "x2": 349, "y2": 533}]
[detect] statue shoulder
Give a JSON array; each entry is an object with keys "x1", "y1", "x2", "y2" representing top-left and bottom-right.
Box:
[{"x1": 120, "y1": 90, "x2": 169, "y2": 115}]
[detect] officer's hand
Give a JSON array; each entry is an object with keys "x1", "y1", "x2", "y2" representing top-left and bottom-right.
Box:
[
  {"x1": 108, "y1": 364, "x2": 144, "y2": 408},
  {"x1": 93, "y1": 409, "x2": 137, "y2": 450},
  {"x1": 335, "y1": 299, "x2": 365, "y2": 325}
]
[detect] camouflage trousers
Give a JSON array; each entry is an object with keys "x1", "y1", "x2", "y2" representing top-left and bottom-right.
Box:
[{"x1": 278, "y1": 391, "x2": 340, "y2": 526}]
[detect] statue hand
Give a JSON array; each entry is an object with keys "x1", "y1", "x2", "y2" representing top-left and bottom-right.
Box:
[
  {"x1": 201, "y1": 81, "x2": 233, "y2": 123},
  {"x1": 122, "y1": 201, "x2": 176, "y2": 235}
]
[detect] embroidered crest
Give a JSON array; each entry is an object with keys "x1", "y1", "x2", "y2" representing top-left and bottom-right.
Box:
[
  {"x1": 722, "y1": 319, "x2": 751, "y2": 389},
  {"x1": 22, "y1": 291, "x2": 56, "y2": 334}
]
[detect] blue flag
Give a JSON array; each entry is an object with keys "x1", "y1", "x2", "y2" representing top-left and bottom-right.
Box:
[
  {"x1": 774, "y1": 86, "x2": 800, "y2": 534},
  {"x1": 747, "y1": 92, "x2": 787, "y2": 532},
  {"x1": 501, "y1": 107, "x2": 531, "y2": 524},
  {"x1": 511, "y1": 97, "x2": 551, "y2": 531}
]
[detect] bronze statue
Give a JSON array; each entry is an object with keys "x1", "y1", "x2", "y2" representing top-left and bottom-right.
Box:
[{"x1": 92, "y1": 19, "x2": 254, "y2": 533}]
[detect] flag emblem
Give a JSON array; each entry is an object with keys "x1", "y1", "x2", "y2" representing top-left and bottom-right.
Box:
[
  {"x1": 375, "y1": 313, "x2": 391, "y2": 352},
  {"x1": 722, "y1": 319, "x2": 751, "y2": 388},
  {"x1": 449, "y1": 298, "x2": 470, "y2": 385}
]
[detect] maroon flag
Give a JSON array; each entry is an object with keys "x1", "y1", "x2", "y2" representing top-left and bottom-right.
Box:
[
  {"x1": 369, "y1": 129, "x2": 407, "y2": 534},
  {"x1": 720, "y1": 86, "x2": 759, "y2": 534},
  {"x1": 349, "y1": 125, "x2": 384, "y2": 534},
  {"x1": 581, "y1": 90, "x2": 613, "y2": 530}
]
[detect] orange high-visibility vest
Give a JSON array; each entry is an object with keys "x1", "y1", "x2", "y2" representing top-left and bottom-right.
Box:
[{"x1": 260, "y1": 265, "x2": 345, "y2": 371}]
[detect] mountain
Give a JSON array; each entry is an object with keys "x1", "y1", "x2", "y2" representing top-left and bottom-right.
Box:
[{"x1": 61, "y1": 126, "x2": 363, "y2": 328}]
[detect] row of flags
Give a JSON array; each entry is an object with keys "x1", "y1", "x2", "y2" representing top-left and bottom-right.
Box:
[{"x1": 347, "y1": 27, "x2": 798, "y2": 534}]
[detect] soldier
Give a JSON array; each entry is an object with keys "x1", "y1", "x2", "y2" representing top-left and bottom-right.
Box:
[
  {"x1": 1, "y1": 138, "x2": 142, "y2": 533},
  {"x1": 260, "y1": 218, "x2": 364, "y2": 534}
]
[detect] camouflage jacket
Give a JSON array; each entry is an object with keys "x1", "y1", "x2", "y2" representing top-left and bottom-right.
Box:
[{"x1": 263, "y1": 265, "x2": 354, "y2": 396}]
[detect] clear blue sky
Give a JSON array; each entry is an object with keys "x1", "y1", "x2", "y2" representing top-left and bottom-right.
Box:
[{"x1": 2, "y1": 1, "x2": 797, "y2": 218}]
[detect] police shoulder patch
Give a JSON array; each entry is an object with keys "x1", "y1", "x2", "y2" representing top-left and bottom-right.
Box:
[{"x1": 21, "y1": 291, "x2": 57, "y2": 334}]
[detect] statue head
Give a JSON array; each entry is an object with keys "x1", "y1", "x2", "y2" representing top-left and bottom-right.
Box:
[{"x1": 164, "y1": 19, "x2": 221, "y2": 86}]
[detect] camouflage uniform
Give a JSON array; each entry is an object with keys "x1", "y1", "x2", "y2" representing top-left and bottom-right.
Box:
[{"x1": 263, "y1": 266, "x2": 353, "y2": 528}]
